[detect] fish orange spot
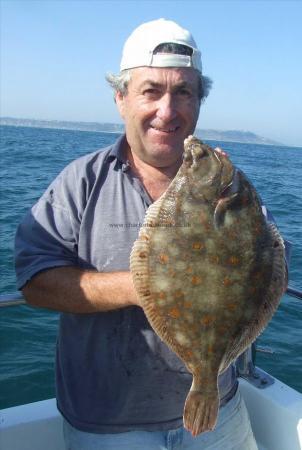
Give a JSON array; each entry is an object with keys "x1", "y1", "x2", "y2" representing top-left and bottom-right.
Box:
[
  {"x1": 229, "y1": 256, "x2": 240, "y2": 265},
  {"x1": 218, "y1": 325, "x2": 229, "y2": 334},
  {"x1": 192, "y1": 242, "x2": 204, "y2": 250},
  {"x1": 158, "y1": 291, "x2": 167, "y2": 300},
  {"x1": 185, "y1": 349, "x2": 194, "y2": 358},
  {"x1": 201, "y1": 315, "x2": 214, "y2": 326},
  {"x1": 209, "y1": 255, "x2": 220, "y2": 264},
  {"x1": 208, "y1": 344, "x2": 214, "y2": 354},
  {"x1": 169, "y1": 307, "x2": 181, "y2": 319},
  {"x1": 226, "y1": 303, "x2": 237, "y2": 311},
  {"x1": 191, "y1": 275, "x2": 202, "y2": 286},
  {"x1": 223, "y1": 277, "x2": 234, "y2": 287},
  {"x1": 186, "y1": 266, "x2": 193, "y2": 274},
  {"x1": 184, "y1": 300, "x2": 193, "y2": 308},
  {"x1": 174, "y1": 289, "x2": 184, "y2": 299},
  {"x1": 200, "y1": 213, "x2": 211, "y2": 230},
  {"x1": 159, "y1": 253, "x2": 169, "y2": 264}
]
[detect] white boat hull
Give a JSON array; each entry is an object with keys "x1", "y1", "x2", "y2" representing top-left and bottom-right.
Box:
[
  {"x1": 240, "y1": 376, "x2": 302, "y2": 450},
  {"x1": 1, "y1": 371, "x2": 301, "y2": 450}
]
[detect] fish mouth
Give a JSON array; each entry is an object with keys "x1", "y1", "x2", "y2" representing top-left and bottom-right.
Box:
[
  {"x1": 182, "y1": 136, "x2": 236, "y2": 201},
  {"x1": 182, "y1": 139, "x2": 212, "y2": 167}
]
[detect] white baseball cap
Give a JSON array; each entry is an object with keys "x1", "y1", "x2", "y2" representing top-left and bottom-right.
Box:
[{"x1": 120, "y1": 18, "x2": 202, "y2": 72}]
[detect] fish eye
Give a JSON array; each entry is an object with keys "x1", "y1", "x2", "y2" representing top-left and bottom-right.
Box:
[
  {"x1": 183, "y1": 153, "x2": 192, "y2": 162},
  {"x1": 192, "y1": 146, "x2": 206, "y2": 161}
]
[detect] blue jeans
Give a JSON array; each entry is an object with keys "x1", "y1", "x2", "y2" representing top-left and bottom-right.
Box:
[{"x1": 63, "y1": 388, "x2": 258, "y2": 449}]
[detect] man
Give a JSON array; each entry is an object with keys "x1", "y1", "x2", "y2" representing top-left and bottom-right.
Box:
[{"x1": 15, "y1": 19, "x2": 258, "y2": 449}]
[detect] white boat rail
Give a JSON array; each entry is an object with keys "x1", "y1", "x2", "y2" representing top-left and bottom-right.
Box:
[
  {"x1": 0, "y1": 292, "x2": 26, "y2": 307},
  {"x1": 1, "y1": 284, "x2": 301, "y2": 307}
]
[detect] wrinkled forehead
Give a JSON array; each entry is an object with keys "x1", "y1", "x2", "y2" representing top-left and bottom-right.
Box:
[{"x1": 129, "y1": 66, "x2": 200, "y2": 89}]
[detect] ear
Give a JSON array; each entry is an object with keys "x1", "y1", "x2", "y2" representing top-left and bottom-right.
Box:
[{"x1": 115, "y1": 91, "x2": 126, "y2": 119}]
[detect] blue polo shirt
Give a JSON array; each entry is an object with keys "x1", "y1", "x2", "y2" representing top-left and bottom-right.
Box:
[{"x1": 15, "y1": 134, "x2": 237, "y2": 433}]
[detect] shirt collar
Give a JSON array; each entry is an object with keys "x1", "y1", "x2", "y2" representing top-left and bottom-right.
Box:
[
  {"x1": 105, "y1": 133, "x2": 152, "y2": 204},
  {"x1": 105, "y1": 133, "x2": 128, "y2": 165}
]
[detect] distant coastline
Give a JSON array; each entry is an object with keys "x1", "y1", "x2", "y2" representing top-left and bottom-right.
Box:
[{"x1": 0, "y1": 117, "x2": 283, "y2": 146}]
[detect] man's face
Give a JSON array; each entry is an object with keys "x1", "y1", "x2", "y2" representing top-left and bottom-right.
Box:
[{"x1": 116, "y1": 66, "x2": 201, "y2": 169}]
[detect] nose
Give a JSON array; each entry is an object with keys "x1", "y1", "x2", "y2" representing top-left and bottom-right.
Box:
[{"x1": 156, "y1": 93, "x2": 177, "y2": 122}]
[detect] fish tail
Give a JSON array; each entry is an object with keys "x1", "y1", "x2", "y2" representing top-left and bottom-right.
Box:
[{"x1": 183, "y1": 389, "x2": 219, "y2": 436}]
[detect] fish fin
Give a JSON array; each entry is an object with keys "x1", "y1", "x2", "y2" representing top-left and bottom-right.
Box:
[
  {"x1": 130, "y1": 239, "x2": 151, "y2": 298},
  {"x1": 214, "y1": 193, "x2": 238, "y2": 228},
  {"x1": 130, "y1": 196, "x2": 164, "y2": 303},
  {"x1": 220, "y1": 222, "x2": 287, "y2": 370},
  {"x1": 184, "y1": 388, "x2": 219, "y2": 436}
]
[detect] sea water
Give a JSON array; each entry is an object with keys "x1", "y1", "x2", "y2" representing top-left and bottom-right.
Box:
[{"x1": 0, "y1": 125, "x2": 301, "y2": 408}]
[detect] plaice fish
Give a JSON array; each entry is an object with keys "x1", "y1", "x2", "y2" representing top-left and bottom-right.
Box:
[{"x1": 130, "y1": 135, "x2": 286, "y2": 436}]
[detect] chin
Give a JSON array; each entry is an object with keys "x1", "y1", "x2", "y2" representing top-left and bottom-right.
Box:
[
  {"x1": 147, "y1": 146, "x2": 183, "y2": 167},
  {"x1": 152, "y1": 138, "x2": 183, "y2": 151}
]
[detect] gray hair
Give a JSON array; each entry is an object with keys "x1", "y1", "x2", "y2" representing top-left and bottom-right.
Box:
[
  {"x1": 106, "y1": 70, "x2": 132, "y2": 97},
  {"x1": 106, "y1": 69, "x2": 212, "y2": 103}
]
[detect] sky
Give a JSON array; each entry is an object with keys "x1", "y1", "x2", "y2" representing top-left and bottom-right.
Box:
[{"x1": 1, "y1": 0, "x2": 301, "y2": 147}]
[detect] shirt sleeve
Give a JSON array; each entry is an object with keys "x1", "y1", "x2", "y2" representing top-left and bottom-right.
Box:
[{"x1": 14, "y1": 164, "x2": 82, "y2": 290}]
